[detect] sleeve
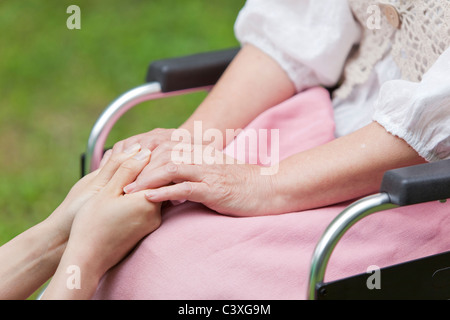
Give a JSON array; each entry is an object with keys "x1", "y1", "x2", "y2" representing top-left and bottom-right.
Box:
[
  {"x1": 373, "y1": 47, "x2": 450, "y2": 162},
  {"x1": 234, "y1": 0, "x2": 361, "y2": 92}
]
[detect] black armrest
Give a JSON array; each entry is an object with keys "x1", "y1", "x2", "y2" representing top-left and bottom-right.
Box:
[
  {"x1": 380, "y1": 159, "x2": 450, "y2": 206},
  {"x1": 146, "y1": 47, "x2": 240, "y2": 92}
]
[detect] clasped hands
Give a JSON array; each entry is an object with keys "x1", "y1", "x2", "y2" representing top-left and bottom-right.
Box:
[
  {"x1": 0, "y1": 127, "x2": 279, "y2": 300},
  {"x1": 107, "y1": 128, "x2": 278, "y2": 217},
  {"x1": 45, "y1": 128, "x2": 276, "y2": 299}
]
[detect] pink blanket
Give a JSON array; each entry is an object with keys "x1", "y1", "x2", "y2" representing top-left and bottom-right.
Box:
[{"x1": 93, "y1": 87, "x2": 450, "y2": 300}]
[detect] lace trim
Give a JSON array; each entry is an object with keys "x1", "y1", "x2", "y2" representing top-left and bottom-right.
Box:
[{"x1": 335, "y1": 0, "x2": 450, "y2": 99}]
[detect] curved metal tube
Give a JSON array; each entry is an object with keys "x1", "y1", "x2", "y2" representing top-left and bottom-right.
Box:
[
  {"x1": 85, "y1": 82, "x2": 162, "y2": 173},
  {"x1": 307, "y1": 192, "x2": 397, "y2": 299},
  {"x1": 85, "y1": 83, "x2": 212, "y2": 173}
]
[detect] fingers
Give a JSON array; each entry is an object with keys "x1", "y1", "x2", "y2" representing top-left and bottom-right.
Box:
[
  {"x1": 110, "y1": 129, "x2": 174, "y2": 156},
  {"x1": 101, "y1": 136, "x2": 143, "y2": 168},
  {"x1": 110, "y1": 134, "x2": 148, "y2": 155},
  {"x1": 98, "y1": 149, "x2": 112, "y2": 168},
  {"x1": 93, "y1": 143, "x2": 142, "y2": 187},
  {"x1": 105, "y1": 148, "x2": 152, "y2": 195},
  {"x1": 144, "y1": 182, "x2": 208, "y2": 203},
  {"x1": 111, "y1": 138, "x2": 133, "y2": 155},
  {"x1": 122, "y1": 141, "x2": 194, "y2": 193},
  {"x1": 124, "y1": 161, "x2": 205, "y2": 194}
]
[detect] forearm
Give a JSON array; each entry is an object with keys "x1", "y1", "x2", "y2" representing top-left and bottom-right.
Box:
[
  {"x1": 41, "y1": 244, "x2": 103, "y2": 300},
  {"x1": 0, "y1": 219, "x2": 67, "y2": 300},
  {"x1": 180, "y1": 44, "x2": 296, "y2": 148},
  {"x1": 270, "y1": 122, "x2": 427, "y2": 214}
]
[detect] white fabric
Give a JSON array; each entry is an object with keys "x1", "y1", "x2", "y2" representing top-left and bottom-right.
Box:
[
  {"x1": 373, "y1": 48, "x2": 450, "y2": 162},
  {"x1": 234, "y1": 0, "x2": 361, "y2": 92},
  {"x1": 333, "y1": 53, "x2": 402, "y2": 137},
  {"x1": 234, "y1": 0, "x2": 450, "y2": 161}
]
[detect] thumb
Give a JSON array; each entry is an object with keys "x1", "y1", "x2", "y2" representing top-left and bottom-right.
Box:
[{"x1": 105, "y1": 148, "x2": 152, "y2": 195}]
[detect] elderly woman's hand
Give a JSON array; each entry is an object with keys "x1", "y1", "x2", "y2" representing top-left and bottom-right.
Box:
[{"x1": 123, "y1": 142, "x2": 278, "y2": 217}]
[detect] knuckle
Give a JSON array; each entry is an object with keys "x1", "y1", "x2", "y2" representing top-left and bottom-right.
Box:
[
  {"x1": 208, "y1": 177, "x2": 230, "y2": 197},
  {"x1": 217, "y1": 185, "x2": 230, "y2": 198},
  {"x1": 119, "y1": 159, "x2": 137, "y2": 172},
  {"x1": 112, "y1": 141, "x2": 123, "y2": 152},
  {"x1": 182, "y1": 182, "x2": 194, "y2": 196},
  {"x1": 202, "y1": 175, "x2": 217, "y2": 187},
  {"x1": 151, "y1": 128, "x2": 164, "y2": 134},
  {"x1": 165, "y1": 162, "x2": 178, "y2": 174},
  {"x1": 159, "y1": 140, "x2": 174, "y2": 151},
  {"x1": 166, "y1": 148, "x2": 182, "y2": 164},
  {"x1": 108, "y1": 153, "x2": 123, "y2": 166}
]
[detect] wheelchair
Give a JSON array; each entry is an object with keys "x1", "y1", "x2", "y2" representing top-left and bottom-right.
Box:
[{"x1": 81, "y1": 48, "x2": 450, "y2": 300}]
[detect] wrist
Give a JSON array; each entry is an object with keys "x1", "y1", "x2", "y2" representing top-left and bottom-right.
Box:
[
  {"x1": 247, "y1": 164, "x2": 286, "y2": 216},
  {"x1": 63, "y1": 240, "x2": 108, "y2": 282},
  {"x1": 0, "y1": 219, "x2": 68, "y2": 300},
  {"x1": 29, "y1": 218, "x2": 69, "y2": 260},
  {"x1": 265, "y1": 160, "x2": 309, "y2": 215},
  {"x1": 43, "y1": 208, "x2": 72, "y2": 244},
  {"x1": 42, "y1": 243, "x2": 104, "y2": 300}
]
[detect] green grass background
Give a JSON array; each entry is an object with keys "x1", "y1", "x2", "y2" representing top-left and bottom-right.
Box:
[{"x1": 0, "y1": 0, "x2": 243, "y2": 283}]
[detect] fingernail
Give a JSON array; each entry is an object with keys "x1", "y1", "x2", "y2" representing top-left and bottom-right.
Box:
[
  {"x1": 133, "y1": 148, "x2": 151, "y2": 161},
  {"x1": 124, "y1": 143, "x2": 141, "y2": 154},
  {"x1": 123, "y1": 182, "x2": 137, "y2": 194}
]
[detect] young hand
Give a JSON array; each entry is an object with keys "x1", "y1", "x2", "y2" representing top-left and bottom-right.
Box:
[
  {"x1": 46, "y1": 143, "x2": 143, "y2": 241},
  {"x1": 42, "y1": 146, "x2": 162, "y2": 299}
]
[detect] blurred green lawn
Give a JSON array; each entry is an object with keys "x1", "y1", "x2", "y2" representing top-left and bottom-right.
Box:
[{"x1": 0, "y1": 0, "x2": 243, "y2": 257}]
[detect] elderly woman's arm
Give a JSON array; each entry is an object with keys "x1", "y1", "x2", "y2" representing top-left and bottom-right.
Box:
[
  {"x1": 270, "y1": 122, "x2": 426, "y2": 214},
  {"x1": 125, "y1": 122, "x2": 425, "y2": 217},
  {"x1": 125, "y1": 49, "x2": 450, "y2": 217}
]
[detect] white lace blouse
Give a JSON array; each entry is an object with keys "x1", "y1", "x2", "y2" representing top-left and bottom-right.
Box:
[{"x1": 234, "y1": 0, "x2": 450, "y2": 162}]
